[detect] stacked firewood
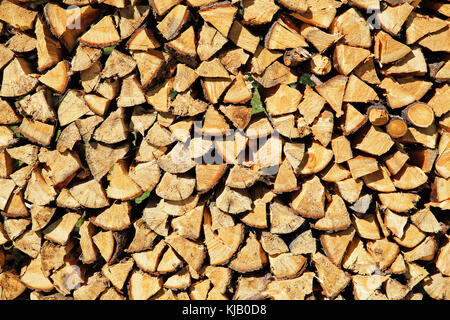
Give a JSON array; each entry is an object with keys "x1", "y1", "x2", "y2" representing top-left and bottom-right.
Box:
[{"x1": 0, "y1": 0, "x2": 449, "y2": 300}]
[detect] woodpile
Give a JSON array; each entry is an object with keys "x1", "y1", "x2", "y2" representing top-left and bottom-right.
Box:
[{"x1": 0, "y1": 0, "x2": 449, "y2": 301}]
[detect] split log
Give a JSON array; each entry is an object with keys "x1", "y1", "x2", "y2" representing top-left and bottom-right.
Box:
[
  {"x1": 79, "y1": 16, "x2": 120, "y2": 48},
  {"x1": 0, "y1": 58, "x2": 38, "y2": 97},
  {"x1": 403, "y1": 103, "x2": 435, "y2": 128},
  {"x1": 368, "y1": 104, "x2": 389, "y2": 126},
  {"x1": 386, "y1": 117, "x2": 408, "y2": 139},
  {"x1": 0, "y1": 0, "x2": 37, "y2": 31}
]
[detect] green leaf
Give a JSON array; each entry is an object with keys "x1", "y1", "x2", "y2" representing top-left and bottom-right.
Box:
[
  {"x1": 245, "y1": 73, "x2": 259, "y2": 88},
  {"x1": 131, "y1": 131, "x2": 138, "y2": 147},
  {"x1": 75, "y1": 211, "x2": 86, "y2": 228},
  {"x1": 103, "y1": 45, "x2": 116, "y2": 55},
  {"x1": 55, "y1": 129, "x2": 62, "y2": 142},
  {"x1": 299, "y1": 73, "x2": 315, "y2": 87},
  {"x1": 10, "y1": 126, "x2": 22, "y2": 138},
  {"x1": 135, "y1": 191, "x2": 151, "y2": 205},
  {"x1": 245, "y1": 73, "x2": 266, "y2": 115},
  {"x1": 244, "y1": 73, "x2": 268, "y2": 116},
  {"x1": 169, "y1": 89, "x2": 178, "y2": 100},
  {"x1": 289, "y1": 82, "x2": 298, "y2": 89},
  {"x1": 250, "y1": 87, "x2": 266, "y2": 115},
  {"x1": 14, "y1": 160, "x2": 24, "y2": 170}
]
